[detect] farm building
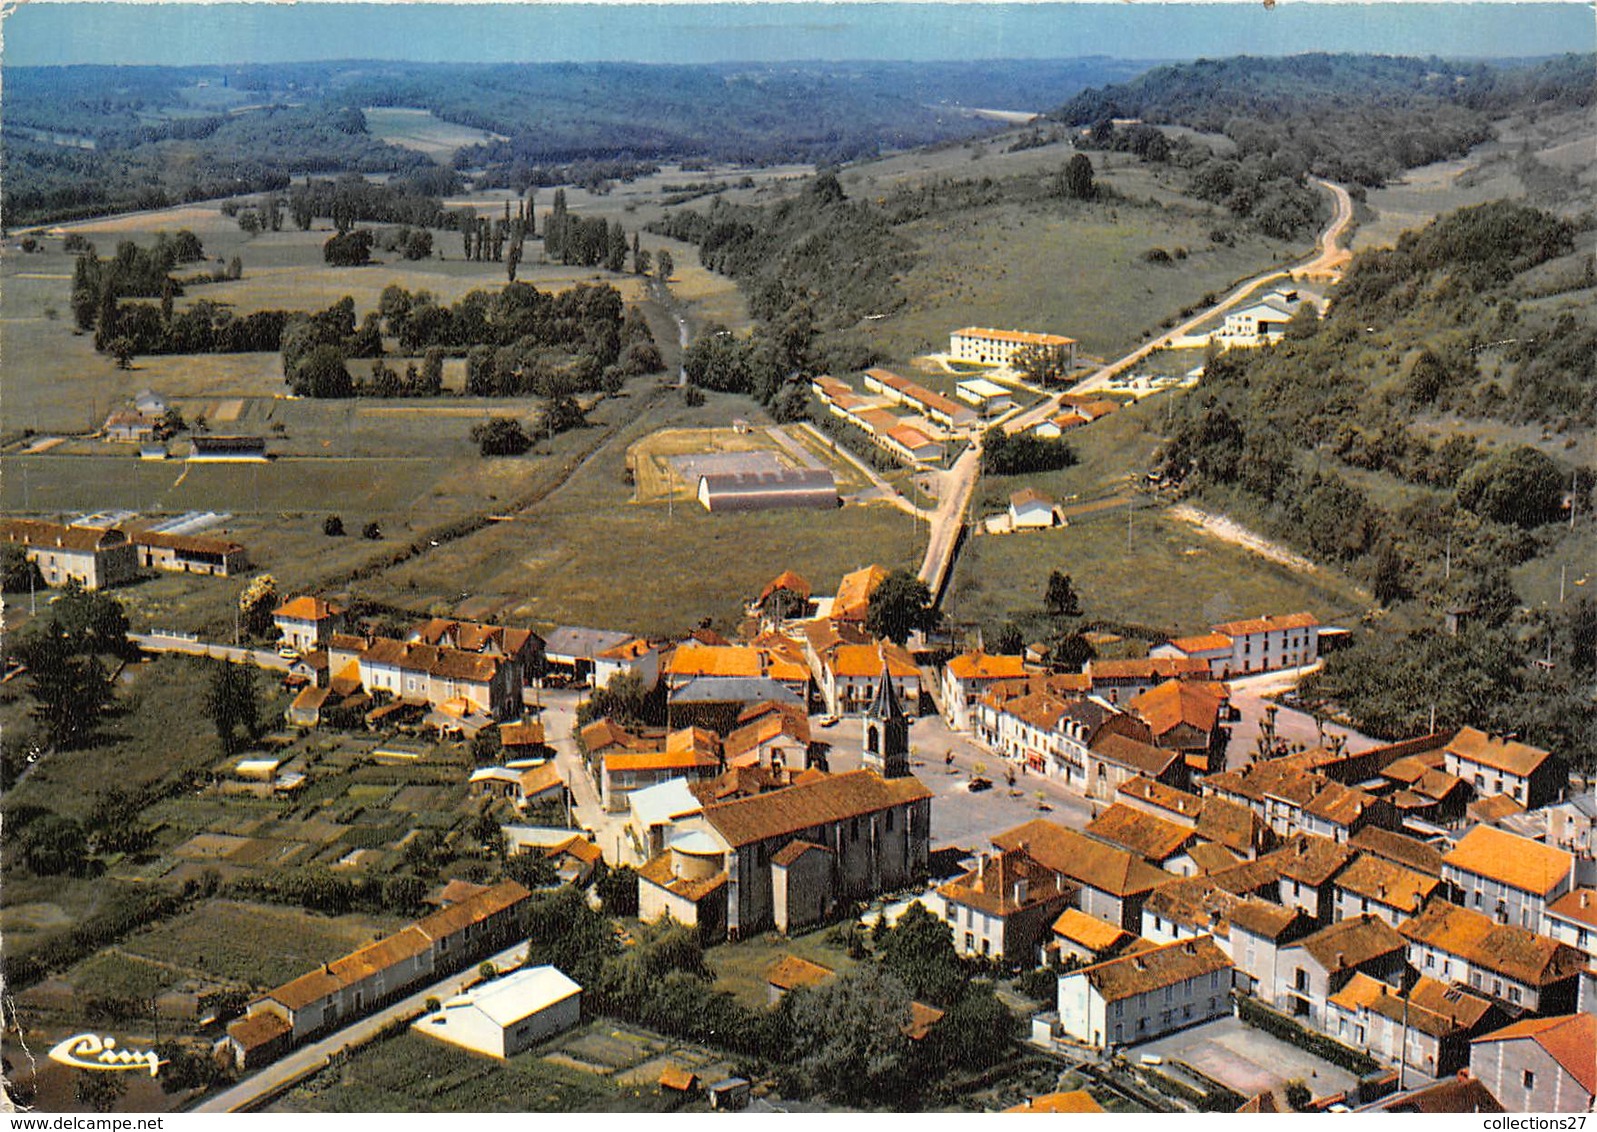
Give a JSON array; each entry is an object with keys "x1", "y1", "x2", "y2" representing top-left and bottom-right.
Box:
[
  {"x1": 188, "y1": 435, "x2": 268, "y2": 462},
  {"x1": 863, "y1": 368, "x2": 976, "y2": 431},
  {"x1": 1009, "y1": 489, "x2": 1059, "y2": 530},
  {"x1": 415, "y1": 966, "x2": 582, "y2": 1060},
  {"x1": 1218, "y1": 290, "x2": 1315, "y2": 344},
  {"x1": 883, "y1": 424, "x2": 944, "y2": 464},
  {"x1": 133, "y1": 530, "x2": 249, "y2": 577},
  {"x1": 696, "y1": 469, "x2": 838, "y2": 513},
  {"x1": 950, "y1": 327, "x2": 1077, "y2": 371},
  {"x1": 1, "y1": 519, "x2": 138, "y2": 590}
]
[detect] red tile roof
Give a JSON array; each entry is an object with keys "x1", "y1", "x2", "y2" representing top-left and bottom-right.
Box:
[
  {"x1": 993, "y1": 819, "x2": 1170, "y2": 898},
  {"x1": 702, "y1": 769, "x2": 931, "y2": 848},
  {"x1": 1211, "y1": 612, "x2": 1318, "y2": 637},
  {"x1": 1473, "y1": 1014, "x2": 1595, "y2": 1096},
  {"x1": 1446, "y1": 726, "x2": 1553, "y2": 778},
  {"x1": 1444, "y1": 825, "x2": 1574, "y2": 897}
]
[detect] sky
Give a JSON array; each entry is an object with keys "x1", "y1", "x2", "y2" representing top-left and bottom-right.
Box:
[{"x1": 2, "y1": 1, "x2": 1592, "y2": 67}]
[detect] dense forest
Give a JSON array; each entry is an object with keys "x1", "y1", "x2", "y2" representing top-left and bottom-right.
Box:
[
  {"x1": 1157, "y1": 200, "x2": 1595, "y2": 763},
  {"x1": 1054, "y1": 53, "x2": 1595, "y2": 188}
]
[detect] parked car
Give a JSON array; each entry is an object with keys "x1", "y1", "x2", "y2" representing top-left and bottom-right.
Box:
[
  {"x1": 277, "y1": 645, "x2": 300, "y2": 660},
  {"x1": 968, "y1": 776, "x2": 993, "y2": 793}
]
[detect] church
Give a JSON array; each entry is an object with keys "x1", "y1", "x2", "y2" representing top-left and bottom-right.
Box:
[{"x1": 637, "y1": 665, "x2": 932, "y2": 938}]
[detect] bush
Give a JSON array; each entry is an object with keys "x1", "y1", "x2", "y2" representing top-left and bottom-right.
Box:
[{"x1": 322, "y1": 514, "x2": 345, "y2": 537}]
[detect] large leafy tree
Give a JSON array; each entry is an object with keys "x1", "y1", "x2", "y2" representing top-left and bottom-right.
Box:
[
  {"x1": 782, "y1": 966, "x2": 914, "y2": 1107},
  {"x1": 878, "y1": 901, "x2": 966, "y2": 1007},
  {"x1": 205, "y1": 662, "x2": 260, "y2": 754},
  {"x1": 865, "y1": 569, "x2": 939, "y2": 645}
]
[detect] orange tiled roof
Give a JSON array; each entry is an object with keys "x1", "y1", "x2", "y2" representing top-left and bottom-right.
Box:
[
  {"x1": 1335, "y1": 853, "x2": 1439, "y2": 913},
  {"x1": 759, "y1": 570, "x2": 812, "y2": 602},
  {"x1": 829, "y1": 642, "x2": 918, "y2": 680},
  {"x1": 1127, "y1": 679, "x2": 1224, "y2": 738},
  {"x1": 1003, "y1": 1091, "x2": 1103, "y2": 1114},
  {"x1": 1473, "y1": 1014, "x2": 1595, "y2": 1096},
  {"x1": 274, "y1": 595, "x2": 344, "y2": 621},
  {"x1": 1290, "y1": 914, "x2": 1405, "y2": 973},
  {"x1": 1075, "y1": 936, "x2": 1231, "y2": 1003},
  {"x1": 1052, "y1": 907, "x2": 1132, "y2": 953},
  {"x1": 903, "y1": 1001, "x2": 945, "y2": 1041},
  {"x1": 1399, "y1": 901, "x2": 1587, "y2": 987},
  {"x1": 946, "y1": 652, "x2": 1028, "y2": 681},
  {"x1": 1166, "y1": 632, "x2": 1234, "y2": 654},
  {"x1": 606, "y1": 748, "x2": 721, "y2": 774},
  {"x1": 993, "y1": 819, "x2": 1170, "y2": 898},
  {"x1": 1446, "y1": 727, "x2": 1553, "y2": 778},
  {"x1": 1444, "y1": 825, "x2": 1574, "y2": 897},
  {"x1": 938, "y1": 847, "x2": 1074, "y2": 918},
  {"x1": 2, "y1": 519, "x2": 130, "y2": 553},
  {"x1": 227, "y1": 1010, "x2": 292, "y2": 1050},
  {"x1": 832, "y1": 564, "x2": 889, "y2": 620},
  {"x1": 1118, "y1": 776, "x2": 1204, "y2": 822},
  {"x1": 1091, "y1": 731, "x2": 1180, "y2": 778},
  {"x1": 767, "y1": 955, "x2": 834, "y2": 991},
  {"x1": 414, "y1": 880, "x2": 530, "y2": 943},
  {"x1": 1086, "y1": 803, "x2": 1194, "y2": 862},
  {"x1": 1330, "y1": 972, "x2": 1493, "y2": 1040},
  {"x1": 668, "y1": 644, "x2": 763, "y2": 679},
  {"x1": 702, "y1": 769, "x2": 930, "y2": 848},
  {"x1": 1468, "y1": 793, "x2": 1526, "y2": 823},
  {"x1": 1088, "y1": 656, "x2": 1212, "y2": 681},
  {"x1": 1212, "y1": 612, "x2": 1318, "y2": 637},
  {"x1": 1349, "y1": 827, "x2": 1446, "y2": 877},
  {"x1": 637, "y1": 850, "x2": 727, "y2": 903},
  {"x1": 1546, "y1": 888, "x2": 1597, "y2": 929},
  {"x1": 499, "y1": 719, "x2": 546, "y2": 747},
  {"x1": 954, "y1": 327, "x2": 1076, "y2": 348}
]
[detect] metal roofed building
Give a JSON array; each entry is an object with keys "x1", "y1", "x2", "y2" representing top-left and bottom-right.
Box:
[
  {"x1": 414, "y1": 966, "x2": 582, "y2": 1059},
  {"x1": 696, "y1": 469, "x2": 838, "y2": 513}
]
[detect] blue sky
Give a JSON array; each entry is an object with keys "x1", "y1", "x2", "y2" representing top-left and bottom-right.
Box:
[{"x1": 3, "y1": 2, "x2": 1591, "y2": 66}]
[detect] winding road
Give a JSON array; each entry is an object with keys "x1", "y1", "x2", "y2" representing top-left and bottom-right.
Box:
[{"x1": 916, "y1": 179, "x2": 1355, "y2": 600}]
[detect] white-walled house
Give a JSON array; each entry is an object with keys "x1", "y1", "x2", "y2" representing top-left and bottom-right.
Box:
[
  {"x1": 1056, "y1": 936, "x2": 1232, "y2": 1049},
  {"x1": 1442, "y1": 825, "x2": 1575, "y2": 931}
]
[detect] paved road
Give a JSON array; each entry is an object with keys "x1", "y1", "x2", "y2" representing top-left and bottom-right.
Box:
[
  {"x1": 915, "y1": 180, "x2": 1356, "y2": 602},
  {"x1": 194, "y1": 939, "x2": 531, "y2": 1113},
  {"x1": 1224, "y1": 665, "x2": 1382, "y2": 763},
  {"x1": 130, "y1": 631, "x2": 292, "y2": 673}
]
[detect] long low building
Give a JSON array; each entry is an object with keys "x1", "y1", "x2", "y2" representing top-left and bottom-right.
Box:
[
  {"x1": 697, "y1": 469, "x2": 838, "y2": 512},
  {"x1": 133, "y1": 530, "x2": 249, "y2": 577},
  {"x1": 950, "y1": 327, "x2": 1077, "y2": 371},
  {"x1": 1056, "y1": 935, "x2": 1233, "y2": 1049}
]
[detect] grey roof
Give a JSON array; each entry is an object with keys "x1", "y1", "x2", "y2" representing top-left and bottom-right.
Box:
[
  {"x1": 543, "y1": 626, "x2": 634, "y2": 662},
  {"x1": 698, "y1": 469, "x2": 836, "y2": 496},
  {"x1": 669, "y1": 677, "x2": 804, "y2": 706}
]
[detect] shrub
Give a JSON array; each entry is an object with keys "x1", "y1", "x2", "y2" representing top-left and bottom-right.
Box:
[{"x1": 1236, "y1": 995, "x2": 1379, "y2": 1075}]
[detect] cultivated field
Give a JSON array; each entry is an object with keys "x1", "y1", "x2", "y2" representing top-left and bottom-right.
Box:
[
  {"x1": 363, "y1": 107, "x2": 507, "y2": 160},
  {"x1": 274, "y1": 1026, "x2": 705, "y2": 1112}
]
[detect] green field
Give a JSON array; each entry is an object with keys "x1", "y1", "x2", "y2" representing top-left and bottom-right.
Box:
[
  {"x1": 944, "y1": 398, "x2": 1370, "y2": 636},
  {"x1": 363, "y1": 107, "x2": 506, "y2": 160},
  {"x1": 122, "y1": 899, "x2": 405, "y2": 990},
  {"x1": 362, "y1": 387, "x2": 922, "y2": 635}
]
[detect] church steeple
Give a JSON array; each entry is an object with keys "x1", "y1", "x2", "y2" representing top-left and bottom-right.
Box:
[{"x1": 862, "y1": 645, "x2": 910, "y2": 778}]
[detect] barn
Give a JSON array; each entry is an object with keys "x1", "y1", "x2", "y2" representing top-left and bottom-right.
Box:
[
  {"x1": 696, "y1": 469, "x2": 838, "y2": 513},
  {"x1": 189, "y1": 435, "x2": 268, "y2": 462}
]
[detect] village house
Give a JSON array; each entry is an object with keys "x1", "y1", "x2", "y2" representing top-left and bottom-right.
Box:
[
  {"x1": 1150, "y1": 612, "x2": 1320, "y2": 678},
  {"x1": 954, "y1": 377, "x2": 1017, "y2": 417},
  {"x1": 826, "y1": 563, "x2": 889, "y2": 625},
  {"x1": 1377, "y1": 749, "x2": 1471, "y2": 826},
  {"x1": 1541, "y1": 889, "x2": 1597, "y2": 960},
  {"x1": 1202, "y1": 759, "x2": 1396, "y2": 845},
  {"x1": 938, "y1": 846, "x2": 1076, "y2": 964},
  {"x1": 600, "y1": 727, "x2": 723, "y2": 812},
  {"x1": 542, "y1": 626, "x2": 637, "y2": 687},
  {"x1": 804, "y1": 628, "x2": 920, "y2": 717},
  {"x1": 1332, "y1": 852, "x2": 1441, "y2": 926},
  {"x1": 993, "y1": 819, "x2": 1171, "y2": 932},
  {"x1": 104, "y1": 409, "x2": 158, "y2": 444},
  {"x1": 949, "y1": 327, "x2": 1078, "y2": 373},
  {"x1": 882, "y1": 423, "x2": 946, "y2": 465},
  {"x1": 408, "y1": 619, "x2": 546, "y2": 693},
  {"x1": 1002, "y1": 1091, "x2": 1105, "y2": 1114},
  {"x1": 1376, "y1": 1075, "x2": 1506, "y2": 1114},
  {"x1": 1543, "y1": 792, "x2": 1596, "y2": 857},
  {"x1": 1442, "y1": 824, "x2": 1575, "y2": 930},
  {"x1": 272, "y1": 596, "x2": 348, "y2": 653},
  {"x1": 1055, "y1": 936, "x2": 1233, "y2": 1049},
  {"x1": 627, "y1": 777, "x2": 705, "y2": 859},
  {"x1": 1471, "y1": 1013, "x2": 1596, "y2": 1114},
  {"x1": 1086, "y1": 731, "x2": 1187, "y2": 803},
  {"x1": 1326, "y1": 972, "x2": 1501, "y2": 1079},
  {"x1": 723, "y1": 702, "x2": 813, "y2": 770},
  {"x1": 1050, "y1": 908, "x2": 1143, "y2": 966},
  {"x1": 1008, "y1": 488, "x2": 1059, "y2": 530},
  {"x1": 221, "y1": 881, "x2": 531, "y2": 1067},
  {"x1": 1399, "y1": 900, "x2": 1586, "y2": 1015},
  {"x1": 636, "y1": 768, "x2": 933, "y2": 939},
  {"x1": 416, "y1": 966, "x2": 582, "y2": 1060},
  {"x1": 1348, "y1": 826, "x2": 1446, "y2": 877},
  {"x1": 752, "y1": 570, "x2": 816, "y2": 626},
  {"x1": 1227, "y1": 900, "x2": 1312, "y2": 997},
  {"x1": 1270, "y1": 914, "x2": 1408, "y2": 1028},
  {"x1": 467, "y1": 763, "x2": 563, "y2": 811},
  {"x1": 1269, "y1": 833, "x2": 1356, "y2": 924},
  {"x1": 1, "y1": 519, "x2": 138, "y2": 590},
  {"x1": 131, "y1": 530, "x2": 249, "y2": 577},
  {"x1": 326, "y1": 633, "x2": 521, "y2": 724},
  {"x1": 940, "y1": 651, "x2": 1029, "y2": 731},
  {"x1": 1086, "y1": 803, "x2": 1196, "y2": 870},
  {"x1": 1127, "y1": 679, "x2": 1229, "y2": 775},
  {"x1": 1443, "y1": 727, "x2": 1565, "y2": 811},
  {"x1": 1084, "y1": 656, "x2": 1213, "y2": 705}
]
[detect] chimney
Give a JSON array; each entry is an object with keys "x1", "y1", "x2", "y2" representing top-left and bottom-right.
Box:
[
  {"x1": 978, "y1": 853, "x2": 987, "y2": 883},
  {"x1": 1378, "y1": 884, "x2": 1387, "y2": 900},
  {"x1": 1298, "y1": 840, "x2": 1309, "y2": 857},
  {"x1": 1184, "y1": 940, "x2": 1197, "y2": 955},
  {"x1": 1335, "y1": 951, "x2": 1345, "y2": 969},
  {"x1": 1582, "y1": 892, "x2": 1591, "y2": 909}
]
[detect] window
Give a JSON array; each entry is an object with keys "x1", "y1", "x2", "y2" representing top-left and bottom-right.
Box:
[
  {"x1": 885, "y1": 809, "x2": 895, "y2": 832},
  {"x1": 1114, "y1": 1001, "x2": 1124, "y2": 1018},
  {"x1": 1294, "y1": 969, "x2": 1309, "y2": 992},
  {"x1": 1509, "y1": 986, "x2": 1522, "y2": 1005},
  {"x1": 965, "y1": 932, "x2": 974, "y2": 951},
  {"x1": 1424, "y1": 953, "x2": 1435, "y2": 969},
  {"x1": 1164, "y1": 985, "x2": 1173, "y2": 1003},
  {"x1": 1523, "y1": 1070, "x2": 1535, "y2": 1091},
  {"x1": 981, "y1": 938, "x2": 990, "y2": 957}
]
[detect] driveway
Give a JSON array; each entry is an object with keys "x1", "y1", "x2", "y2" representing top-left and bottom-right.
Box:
[
  {"x1": 1131, "y1": 1014, "x2": 1358, "y2": 1103},
  {"x1": 1224, "y1": 666, "x2": 1382, "y2": 765}
]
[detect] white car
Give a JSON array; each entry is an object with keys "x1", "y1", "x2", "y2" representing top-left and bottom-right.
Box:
[{"x1": 277, "y1": 645, "x2": 300, "y2": 661}]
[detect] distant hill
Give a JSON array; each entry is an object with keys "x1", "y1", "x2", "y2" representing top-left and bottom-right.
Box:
[
  {"x1": 1051, "y1": 52, "x2": 1595, "y2": 186},
  {"x1": 1, "y1": 57, "x2": 1154, "y2": 226}
]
